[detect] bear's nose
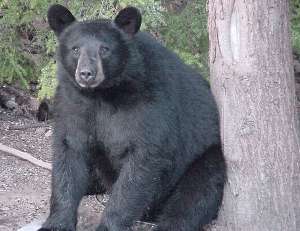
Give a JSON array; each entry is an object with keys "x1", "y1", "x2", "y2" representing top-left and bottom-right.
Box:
[{"x1": 80, "y1": 69, "x2": 95, "y2": 82}]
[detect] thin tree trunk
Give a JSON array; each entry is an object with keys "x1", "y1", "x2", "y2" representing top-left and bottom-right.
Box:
[{"x1": 207, "y1": 1, "x2": 300, "y2": 230}]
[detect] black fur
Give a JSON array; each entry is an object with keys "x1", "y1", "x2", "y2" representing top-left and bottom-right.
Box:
[
  {"x1": 40, "y1": 5, "x2": 226, "y2": 231},
  {"x1": 37, "y1": 98, "x2": 54, "y2": 121}
]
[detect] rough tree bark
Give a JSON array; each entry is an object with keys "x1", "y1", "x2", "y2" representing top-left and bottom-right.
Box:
[{"x1": 207, "y1": 1, "x2": 300, "y2": 230}]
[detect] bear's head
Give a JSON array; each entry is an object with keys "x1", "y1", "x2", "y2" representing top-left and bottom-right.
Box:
[{"x1": 47, "y1": 4, "x2": 142, "y2": 90}]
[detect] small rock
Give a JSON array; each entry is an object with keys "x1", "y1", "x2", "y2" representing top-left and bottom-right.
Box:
[
  {"x1": 36, "y1": 127, "x2": 46, "y2": 135},
  {"x1": 5, "y1": 98, "x2": 18, "y2": 110},
  {"x1": 1, "y1": 206, "x2": 10, "y2": 211},
  {"x1": 45, "y1": 130, "x2": 53, "y2": 137}
]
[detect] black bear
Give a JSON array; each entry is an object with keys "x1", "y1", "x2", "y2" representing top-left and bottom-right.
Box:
[{"x1": 39, "y1": 4, "x2": 226, "y2": 231}]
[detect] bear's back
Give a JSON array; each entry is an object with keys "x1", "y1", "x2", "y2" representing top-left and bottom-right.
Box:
[{"x1": 134, "y1": 32, "x2": 220, "y2": 148}]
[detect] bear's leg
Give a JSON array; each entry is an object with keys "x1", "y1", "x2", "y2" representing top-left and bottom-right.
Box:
[
  {"x1": 96, "y1": 152, "x2": 177, "y2": 231},
  {"x1": 38, "y1": 142, "x2": 90, "y2": 231},
  {"x1": 154, "y1": 145, "x2": 226, "y2": 231}
]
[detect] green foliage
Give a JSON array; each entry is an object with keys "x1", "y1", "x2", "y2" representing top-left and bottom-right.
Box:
[
  {"x1": 0, "y1": 1, "x2": 34, "y2": 87},
  {"x1": 161, "y1": 0, "x2": 208, "y2": 77},
  {"x1": 291, "y1": 0, "x2": 300, "y2": 53},
  {"x1": 37, "y1": 60, "x2": 56, "y2": 100},
  {"x1": 0, "y1": 38, "x2": 34, "y2": 87},
  {"x1": 120, "y1": 0, "x2": 164, "y2": 32}
]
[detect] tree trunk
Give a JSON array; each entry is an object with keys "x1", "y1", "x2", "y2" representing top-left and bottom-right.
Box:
[{"x1": 207, "y1": 1, "x2": 300, "y2": 230}]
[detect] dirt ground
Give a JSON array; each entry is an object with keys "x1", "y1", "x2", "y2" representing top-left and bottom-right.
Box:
[{"x1": 0, "y1": 110, "x2": 107, "y2": 231}]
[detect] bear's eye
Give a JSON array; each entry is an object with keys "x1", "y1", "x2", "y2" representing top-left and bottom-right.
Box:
[
  {"x1": 72, "y1": 47, "x2": 80, "y2": 55},
  {"x1": 99, "y1": 46, "x2": 110, "y2": 56}
]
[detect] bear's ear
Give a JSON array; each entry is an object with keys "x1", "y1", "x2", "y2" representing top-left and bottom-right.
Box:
[
  {"x1": 47, "y1": 4, "x2": 76, "y2": 36},
  {"x1": 114, "y1": 7, "x2": 142, "y2": 37}
]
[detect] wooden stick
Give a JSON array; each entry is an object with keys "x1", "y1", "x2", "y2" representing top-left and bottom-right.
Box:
[
  {"x1": 0, "y1": 143, "x2": 52, "y2": 170},
  {"x1": 8, "y1": 123, "x2": 51, "y2": 130}
]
